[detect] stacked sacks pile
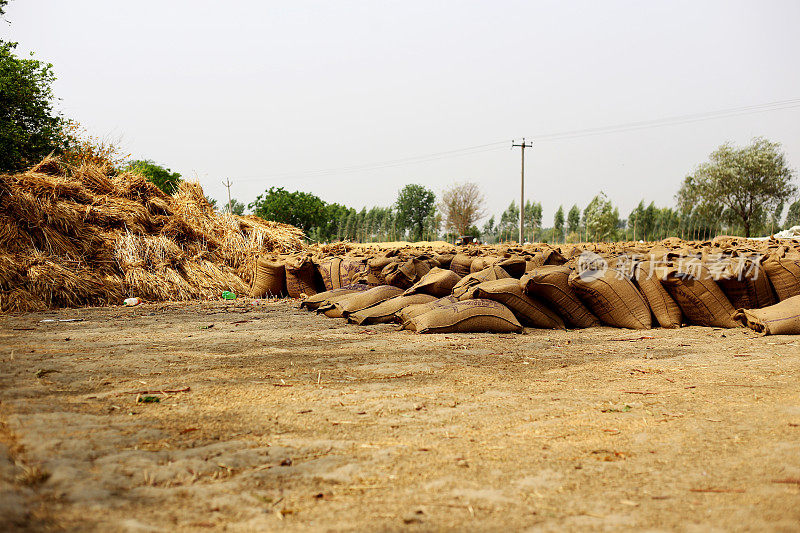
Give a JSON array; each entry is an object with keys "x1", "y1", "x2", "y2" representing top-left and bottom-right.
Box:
[
  {"x1": 0, "y1": 157, "x2": 305, "y2": 312},
  {"x1": 267, "y1": 239, "x2": 800, "y2": 334}
]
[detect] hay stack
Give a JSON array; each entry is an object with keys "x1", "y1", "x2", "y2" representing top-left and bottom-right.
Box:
[{"x1": 0, "y1": 157, "x2": 305, "y2": 312}]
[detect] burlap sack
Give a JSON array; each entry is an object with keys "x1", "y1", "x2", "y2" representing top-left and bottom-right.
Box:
[
  {"x1": 434, "y1": 253, "x2": 454, "y2": 269},
  {"x1": 315, "y1": 257, "x2": 343, "y2": 291},
  {"x1": 468, "y1": 278, "x2": 565, "y2": 330},
  {"x1": 449, "y1": 254, "x2": 474, "y2": 277},
  {"x1": 634, "y1": 262, "x2": 682, "y2": 328},
  {"x1": 300, "y1": 284, "x2": 369, "y2": 310},
  {"x1": 316, "y1": 288, "x2": 373, "y2": 317},
  {"x1": 660, "y1": 264, "x2": 739, "y2": 328},
  {"x1": 285, "y1": 254, "x2": 317, "y2": 298},
  {"x1": 733, "y1": 295, "x2": 800, "y2": 335},
  {"x1": 348, "y1": 294, "x2": 437, "y2": 325},
  {"x1": 383, "y1": 258, "x2": 432, "y2": 289},
  {"x1": 569, "y1": 269, "x2": 652, "y2": 329},
  {"x1": 366, "y1": 256, "x2": 397, "y2": 285},
  {"x1": 712, "y1": 255, "x2": 777, "y2": 310},
  {"x1": 402, "y1": 299, "x2": 523, "y2": 334},
  {"x1": 403, "y1": 267, "x2": 462, "y2": 297},
  {"x1": 334, "y1": 285, "x2": 405, "y2": 317},
  {"x1": 497, "y1": 256, "x2": 527, "y2": 278},
  {"x1": 761, "y1": 250, "x2": 800, "y2": 301},
  {"x1": 470, "y1": 256, "x2": 502, "y2": 273},
  {"x1": 520, "y1": 266, "x2": 600, "y2": 328},
  {"x1": 395, "y1": 295, "x2": 459, "y2": 324},
  {"x1": 452, "y1": 266, "x2": 511, "y2": 300},
  {"x1": 526, "y1": 248, "x2": 567, "y2": 270},
  {"x1": 340, "y1": 259, "x2": 368, "y2": 286},
  {"x1": 250, "y1": 257, "x2": 286, "y2": 297}
]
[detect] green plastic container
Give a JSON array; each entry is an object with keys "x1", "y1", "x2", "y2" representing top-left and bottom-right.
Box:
[{"x1": 221, "y1": 291, "x2": 236, "y2": 300}]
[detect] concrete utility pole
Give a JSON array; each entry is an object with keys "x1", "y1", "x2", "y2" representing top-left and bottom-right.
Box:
[
  {"x1": 222, "y1": 178, "x2": 233, "y2": 215},
  {"x1": 512, "y1": 139, "x2": 533, "y2": 244}
]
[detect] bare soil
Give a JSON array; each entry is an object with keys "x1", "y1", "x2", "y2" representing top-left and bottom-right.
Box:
[{"x1": 1, "y1": 299, "x2": 799, "y2": 532}]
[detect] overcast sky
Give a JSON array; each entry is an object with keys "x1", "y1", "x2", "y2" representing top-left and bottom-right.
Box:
[{"x1": 5, "y1": 0, "x2": 800, "y2": 226}]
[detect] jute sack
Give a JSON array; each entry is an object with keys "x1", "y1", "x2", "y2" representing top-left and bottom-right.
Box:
[
  {"x1": 569, "y1": 269, "x2": 652, "y2": 329},
  {"x1": 470, "y1": 256, "x2": 502, "y2": 273},
  {"x1": 366, "y1": 256, "x2": 397, "y2": 285},
  {"x1": 733, "y1": 295, "x2": 800, "y2": 335},
  {"x1": 520, "y1": 266, "x2": 600, "y2": 328},
  {"x1": 285, "y1": 255, "x2": 318, "y2": 298},
  {"x1": 526, "y1": 248, "x2": 567, "y2": 270},
  {"x1": 452, "y1": 266, "x2": 511, "y2": 300},
  {"x1": 402, "y1": 299, "x2": 523, "y2": 334},
  {"x1": 395, "y1": 295, "x2": 459, "y2": 324},
  {"x1": 334, "y1": 285, "x2": 405, "y2": 317},
  {"x1": 348, "y1": 294, "x2": 437, "y2": 325},
  {"x1": 498, "y1": 256, "x2": 527, "y2": 278},
  {"x1": 761, "y1": 249, "x2": 800, "y2": 301},
  {"x1": 404, "y1": 267, "x2": 462, "y2": 297},
  {"x1": 434, "y1": 253, "x2": 454, "y2": 269},
  {"x1": 468, "y1": 278, "x2": 565, "y2": 330},
  {"x1": 340, "y1": 259, "x2": 368, "y2": 286},
  {"x1": 634, "y1": 262, "x2": 682, "y2": 328},
  {"x1": 383, "y1": 258, "x2": 431, "y2": 289},
  {"x1": 315, "y1": 257, "x2": 343, "y2": 291},
  {"x1": 660, "y1": 264, "x2": 739, "y2": 328},
  {"x1": 315, "y1": 289, "x2": 372, "y2": 317},
  {"x1": 713, "y1": 256, "x2": 777, "y2": 310},
  {"x1": 251, "y1": 257, "x2": 286, "y2": 297},
  {"x1": 449, "y1": 254, "x2": 474, "y2": 277},
  {"x1": 300, "y1": 284, "x2": 369, "y2": 310}
]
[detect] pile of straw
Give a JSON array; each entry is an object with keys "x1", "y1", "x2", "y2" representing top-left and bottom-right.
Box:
[{"x1": 0, "y1": 157, "x2": 305, "y2": 312}]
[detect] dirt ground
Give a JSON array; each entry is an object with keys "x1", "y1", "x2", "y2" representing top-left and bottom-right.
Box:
[{"x1": 1, "y1": 299, "x2": 799, "y2": 532}]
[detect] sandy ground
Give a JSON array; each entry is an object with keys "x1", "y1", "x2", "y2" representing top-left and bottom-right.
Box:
[{"x1": 1, "y1": 299, "x2": 799, "y2": 532}]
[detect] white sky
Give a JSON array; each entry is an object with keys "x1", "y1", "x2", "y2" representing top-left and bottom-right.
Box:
[{"x1": 5, "y1": 0, "x2": 800, "y2": 225}]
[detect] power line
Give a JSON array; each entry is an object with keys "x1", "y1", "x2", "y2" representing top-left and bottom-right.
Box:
[{"x1": 229, "y1": 97, "x2": 800, "y2": 182}]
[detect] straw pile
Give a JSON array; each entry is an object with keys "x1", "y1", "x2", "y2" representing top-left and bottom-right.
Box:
[{"x1": 0, "y1": 157, "x2": 305, "y2": 312}]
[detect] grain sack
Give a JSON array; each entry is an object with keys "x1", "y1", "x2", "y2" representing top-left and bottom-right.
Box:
[
  {"x1": 761, "y1": 250, "x2": 800, "y2": 301},
  {"x1": 300, "y1": 284, "x2": 370, "y2": 310},
  {"x1": 348, "y1": 294, "x2": 437, "y2": 325},
  {"x1": 250, "y1": 257, "x2": 286, "y2": 297},
  {"x1": 520, "y1": 266, "x2": 600, "y2": 328},
  {"x1": 526, "y1": 248, "x2": 567, "y2": 270},
  {"x1": 402, "y1": 299, "x2": 523, "y2": 334},
  {"x1": 569, "y1": 268, "x2": 652, "y2": 329},
  {"x1": 497, "y1": 256, "x2": 527, "y2": 278},
  {"x1": 340, "y1": 259, "x2": 368, "y2": 285},
  {"x1": 470, "y1": 256, "x2": 502, "y2": 273},
  {"x1": 660, "y1": 265, "x2": 739, "y2": 328},
  {"x1": 315, "y1": 257, "x2": 343, "y2": 291},
  {"x1": 712, "y1": 255, "x2": 777, "y2": 310},
  {"x1": 468, "y1": 278, "x2": 565, "y2": 329},
  {"x1": 383, "y1": 258, "x2": 431, "y2": 289},
  {"x1": 634, "y1": 261, "x2": 682, "y2": 328},
  {"x1": 367, "y1": 256, "x2": 396, "y2": 285},
  {"x1": 449, "y1": 254, "x2": 474, "y2": 277},
  {"x1": 733, "y1": 295, "x2": 800, "y2": 335},
  {"x1": 334, "y1": 285, "x2": 405, "y2": 317},
  {"x1": 434, "y1": 253, "x2": 454, "y2": 269},
  {"x1": 452, "y1": 266, "x2": 511, "y2": 299},
  {"x1": 404, "y1": 267, "x2": 462, "y2": 297},
  {"x1": 395, "y1": 295, "x2": 459, "y2": 324},
  {"x1": 285, "y1": 254, "x2": 317, "y2": 298}
]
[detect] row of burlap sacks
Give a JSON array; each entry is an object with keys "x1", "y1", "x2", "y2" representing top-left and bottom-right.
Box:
[{"x1": 252, "y1": 247, "x2": 800, "y2": 335}]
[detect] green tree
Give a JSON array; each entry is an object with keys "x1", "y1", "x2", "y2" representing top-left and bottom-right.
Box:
[
  {"x1": 553, "y1": 206, "x2": 565, "y2": 242},
  {"x1": 498, "y1": 201, "x2": 519, "y2": 241},
  {"x1": 524, "y1": 199, "x2": 543, "y2": 242},
  {"x1": 395, "y1": 184, "x2": 436, "y2": 241},
  {"x1": 583, "y1": 192, "x2": 619, "y2": 242},
  {"x1": 677, "y1": 137, "x2": 796, "y2": 237},
  {"x1": 482, "y1": 215, "x2": 498, "y2": 244},
  {"x1": 567, "y1": 204, "x2": 581, "y2": 234},
  {"x1": 126, "y1": 160, "x2": 182, "y2": 195},
  {"x1": 786, "y1": 200, "x2": 800, "y2": 228},
  {"x1": 0, "y1": 41, "x2": 67, "y2": 171},
  {"x1": 223, "y1": 198, "x2": 245, "y2": 215},
  {"x1": 249, "y1": 187, "x2": 327, "y2": 235}
]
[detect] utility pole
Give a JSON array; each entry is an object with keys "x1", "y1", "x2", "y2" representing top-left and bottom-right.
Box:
[
  {"x1": 512, "y1": 138, "x2": 533, "y2": 244},
  {"x1": 222, "y1": 178, "x2": 233, "y2": 215}
]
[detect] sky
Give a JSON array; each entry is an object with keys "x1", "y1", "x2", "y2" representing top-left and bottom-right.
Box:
[{"x1": 4, "y1": 0, "x2": 800, "y2": 226}]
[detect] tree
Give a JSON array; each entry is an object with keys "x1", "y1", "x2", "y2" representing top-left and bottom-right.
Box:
[
  {"x1": 553, "y1": 206, "x2": 565, "y2": 242},
  {"x1": 524, "y1": 199, "x2": 543, "y2": 242},
  {"x1": 249, "y1": 187, "x2": 327, "y2": 235},
  {"x1": 0, "y1": 41, "x2": 67, "y2": 171},
  {"x1": 786, "y1": 200, "x2": 800, "y2": 228},
  {"x1": 677, "y1": 138, "x2": 796, "y2": 237},
  {"x1": 126, "y1": 160, "x2": 182, "y2": 195},
  {"x1": 205, "y1": 196, "x2": 218, "y2": 210},
  {"x1": 223, "y1": 198, "x2": 245, "y2": 215},
  {"x1": 567, "y1": 205, "x2": 581, "y2": 234},
  {"x1": 439, "y1": 182, "x2": 487, "y2": 236},
  {"x1": 395, "y1": 184, "x2": 435, "y2": 242},
  {"x1": 482, "y1": 215, "x2": 498, "y2": 244},
  {"x1": 498, "y1": 201, "x2": 519, "y2": 241},
  {"x1": 583, "y1": 192, "x2": 619, "y2": 241}
]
